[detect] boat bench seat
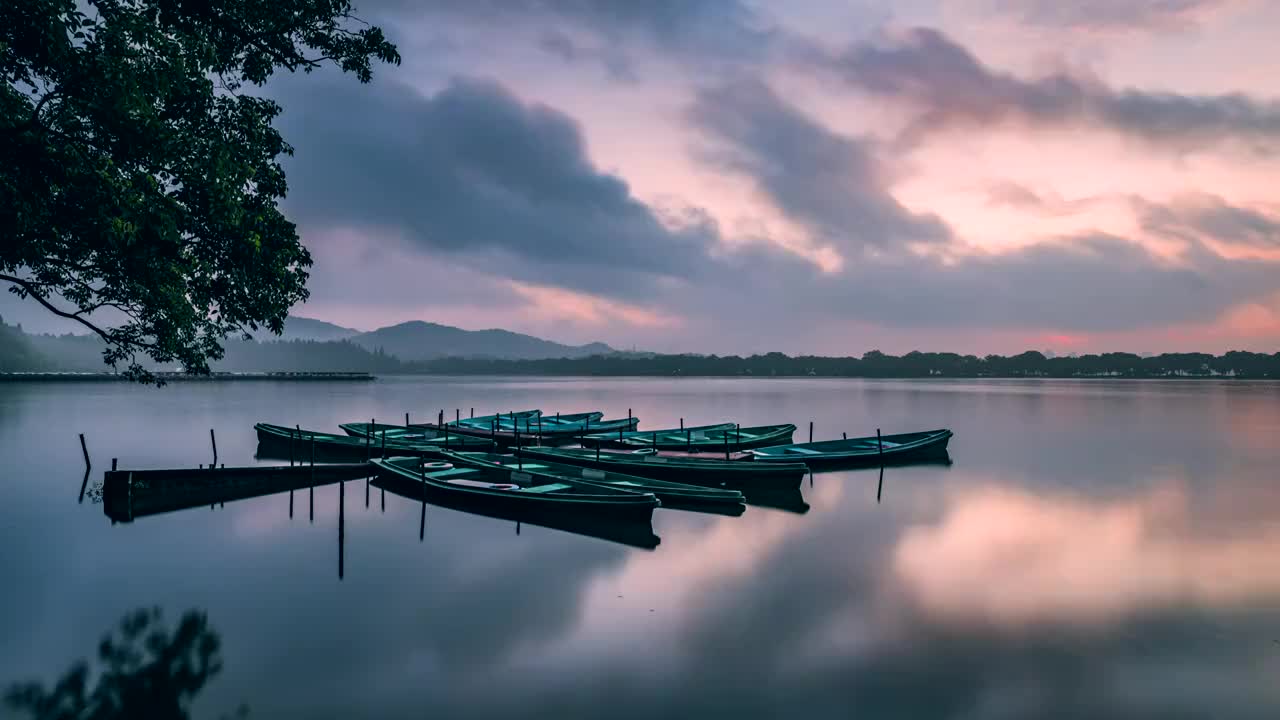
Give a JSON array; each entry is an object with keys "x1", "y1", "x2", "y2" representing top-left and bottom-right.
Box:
[
  {"x1": 521, "y1": 483, "x2": 574, "y2": 494},
  {"x1": 431, "y1": 467, "x2": 479, "y2": 478}
]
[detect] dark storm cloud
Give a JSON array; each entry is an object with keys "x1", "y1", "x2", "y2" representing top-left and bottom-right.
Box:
[
  {"x1": 991, "y1": 0, "x2": 1242, "y2": 31},
  {"x1": 823, "y1": 27, "x2": 1280, "y2": 149},
  {"x1": 1139, "y1": 194, "x2": 1280, "y2": 249},
  {"x1": 274, "y1": 74, "x2": 720, "y2": 301},
  {"x1": 361, "y1": 0, "x2": 774, "y2": 75},
  {"x1": 688, "y1": 79, "x2": 952, "y2": 251},
  {"x1": 827, "y1": 233, "x2": 1278, "y2": 331}
]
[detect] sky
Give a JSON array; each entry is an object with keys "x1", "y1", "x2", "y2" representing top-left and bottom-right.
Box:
[{"x1": 7, "y1": 0, "x2": 1280, "y2": 356}]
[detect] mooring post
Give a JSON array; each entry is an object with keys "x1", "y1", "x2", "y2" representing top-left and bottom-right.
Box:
[
  {"x1": 289, "y1": 490, "x2": 294, "y2": 518},
  {"x1": 516, "y1": 428, "x2": 522, "y2": 470},
  {"x1": 809, "y1": 421, "x2": 814, "y2": 443},
  {"x1": 444, "y1": 423, "x2": 450, "y2": 450},
  {"x1": 79, "y1": 433, "x2": 90, "y2": 469},
  {"x1": 111, "y1": 458, "x2": 117, "y2": 471},
  {"x1": 724, "y1": 432, "x2": 730, "y2": 461},
  {"x1": 309, "y1": 484, "x2": 314, "y2": 523},
  {"x1": 456, "y1": 408, "x2": 460, "y2": 423},
  {"x1": 876, "y1": 428, "x2": 884, "y2": 464},
  {"x1": 470, "y1": 407, "x2": 474, "y2": 418},
  {"x1": 438, "y1": 410, "x2": 444, "y2": 427},
  {"x1": 628, "y1": 408, "x2": 632, "y2": 423},
  {"x1": 736, "y1": 424, "x2": 741, "y2": 451},
  {"x1": 619, "y1": 426, "x2": 624, "y2": 441},
  {"x1": 406, "y1": 412, "x2": 410, "y2": 427},
  {"x1": 290, "y1": 428, "x2": 295, "y2": 466},
  {"x1": 338, "y1": 479, "x2": 345, "y2": 580},
  {"x1": 78, "y1": 468, "x2": 90, "y2": 504},
  {"x1": 364, "y1": 420, "x2": 371, "y2": 460},
  {"x1": 209, "y1": 428, "x2": 217, "y2": 466},
  {"x1": 877, "y1": 465, "x2": 884, "y2": 503},
  {"x1": 686, "y1": 429, "x2": 692, "y2": 452},
  {"x1": 381, "y1": 429, "x2": 386, "y2": 458},
  {"x1": 680, "y1": 418, "x2": 684, "y2": 430}
]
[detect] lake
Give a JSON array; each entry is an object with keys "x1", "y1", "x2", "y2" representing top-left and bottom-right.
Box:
[{"x1": 2, "y1": 376, "x2": 1279, "y2": 719}]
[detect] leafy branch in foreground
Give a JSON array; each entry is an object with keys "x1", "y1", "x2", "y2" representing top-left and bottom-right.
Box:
[{"x1": 1, "y1": 0, "x2": 399, "y2": 383}]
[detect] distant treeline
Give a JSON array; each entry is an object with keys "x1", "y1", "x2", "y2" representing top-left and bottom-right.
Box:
[
  {"x1": 2, "y1": 318, "x2": 1277, "y2": 378},
  {"x1": 411, "y1": 350, "x2": 1280, "y2": 378}
]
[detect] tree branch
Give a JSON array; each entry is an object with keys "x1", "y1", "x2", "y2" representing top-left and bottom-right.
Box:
[{"x1": 0, "y1": 273, "x2": 152, "y2": 349}]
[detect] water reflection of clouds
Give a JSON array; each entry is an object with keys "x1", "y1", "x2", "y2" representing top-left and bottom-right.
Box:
[{"x1": 895, "y1": 481, "x2": 1280, "y2": 626}]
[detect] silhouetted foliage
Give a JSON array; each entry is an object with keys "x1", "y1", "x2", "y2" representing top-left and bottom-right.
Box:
[
  {"x1": 1, "y1": 0, "x2": 399, "y2": 383},
  {"x1": 4, "y1": 607, "x2": 240, "y2": 720}
]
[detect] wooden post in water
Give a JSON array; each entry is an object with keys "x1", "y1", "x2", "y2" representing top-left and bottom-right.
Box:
[
  {"x1": 456, "y1": 408, "x2": 460, "y2": 423},
  {"x1": 111, "y1": 458, "x2": 117, "y2": 471},
  {"x1": 443, "y1": 423, "x2": 450, "y2": 450},
  {"x1": 686, "y1": 429, "x2": 691, "y2": 452},
  {"x1": 365, "y1": 420, "x2": 371, "y2": 460},
  {"x1": 438, "y1": 410, "x2": 444, "y2": 427},
  {"x1": 876, "y1": 429, "x2": 884, "y2": 465},
  {"x1": 406, "y1": 412, "x2": 410, "y2": 427},
  {"x1": 289, "y1": 428, "x2": 295, "y2": 466},
  {"x1": 877, "y1": 465, "x2": 884, "y2": 503},
  {"x1": 289, "y1": 490, "x2": 294, "y2": 518},
  {"x1": 516, "y1": 428, "x2": 522, "y2": 470},
  {"x1": 381, "y1": 429, "x2": 386, "y2": 458},
  {"x1": 470, "y1": 408, "x2": 474, "y2": 418},
  {"x1": 736, "y1": 424, "x2": 741, "y2": 451},
  {"x1": 809, "y1": 421, "x2": 814, "y2": 443},
  {"x1": 209, "y1": 428, "x2": 217, "y2": 467},
  {"x1": 680, "y1": 418, "x2": 684, "y2": 430},
  {"x1": 79, "y1": 433, "x2": 90, "y2": 469},
  {"x1": 843, "y1": 432, "x2": 847, "y2": 439},
  {"x1": 338, "y1": 479, "x2": 345, "y2": 580},
  {"x1": 724, "y1": 432, "x2": 730, "y2": 461}
]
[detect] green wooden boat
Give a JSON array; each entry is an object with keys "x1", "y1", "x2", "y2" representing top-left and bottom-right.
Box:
[
  {"x1": 339, "y1": 422, "x2": 497, "y2": 449},
  {"x1": 371, "y1": 469, "x2": 660, "y2": 549},
  {"x1": 451, "y1": 409, "x2": 546, "y2": 431},
  {"x1": 255, "y1": 423, "x2": 494, "y2": 463},
  {"x1": 582, "y1": 423, "x2": 796, "y2": 452},
  {"x1": 372, "y1": 456, "x2": 658, "y2": 521},
  {"x1": 519, "y1": 446, "x2": 806, "y2": 488},
  {"x1": 454, "y1": 410, "x2": 635, "y2": 437},
  {"x1": 442, "y1": 451, "x2": 745, "y2": 509},
  {"x1": 579, "y1": 422, "x2": 735, "y2": 448},
  {"x1": 749, "y1": 429, "x2": 953, "y2": 468}
]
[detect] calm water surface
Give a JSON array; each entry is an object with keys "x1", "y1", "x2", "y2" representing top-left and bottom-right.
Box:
[{"x1": 2, "y1": 377, "x2": 1279, "y2": 718}]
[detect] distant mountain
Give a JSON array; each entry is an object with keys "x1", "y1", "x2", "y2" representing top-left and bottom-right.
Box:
[
  {"x1": 251, "y1": 315, "x2": 360, "y2": 342},
  {"x1": 349, "y1": 321, "x2": 615, "y2": 361}
]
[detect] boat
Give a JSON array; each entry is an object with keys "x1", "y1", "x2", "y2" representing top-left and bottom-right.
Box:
[
  {"x1": 450, "y1": 409, "x2": 546, "y2": 431},
  {"x1": 748, "y1": 429, "x2": 953, "y2": 468},
  {"x1": 103, "y1": 463, "x2": 372, "y2": 522},
  {"x1": 372, "y1": 456, "x2": 658, "y2": 521},
  {"x1": 519, "y1": 446, "x2": 807, "y2": 488},
  {"x1": 582, "y1": 423, "x2": 797, "y2": 452},
  {"x1": 371, "y1": 470, "x2": 660, "y2": 550},
  {"x1": 429, "y1": 411, "x2": 639, "y2": 447},
  {"x1": 442, "y1": 451, "x2": 746, "y2": 509},
  {"x1": 254, "y1": 423, "x2": 494, "y2": 463},
  {"x1": 338, "y1": 422, "x2": 501, "y2": 449},
  {"x1": 578, "y1": 422, "x2": 735, "y2": 448}
]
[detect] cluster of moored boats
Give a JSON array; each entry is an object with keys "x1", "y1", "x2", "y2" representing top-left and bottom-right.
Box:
[{"x1": 251, "y1": 409, "x2": 953, "y2": 521}]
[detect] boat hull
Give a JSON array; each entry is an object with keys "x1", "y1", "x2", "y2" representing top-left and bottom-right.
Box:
[
  {"x1": 521, "y1": 447, "x2": 806, "y2": 489},
  {"x1": 750, "y1": 430, "x2": 953, "y2": 469}
]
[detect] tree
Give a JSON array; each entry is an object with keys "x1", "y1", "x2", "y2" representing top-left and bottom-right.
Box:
[{"x1": 1, "y1": 0, "x2": 398, "y2": 382}]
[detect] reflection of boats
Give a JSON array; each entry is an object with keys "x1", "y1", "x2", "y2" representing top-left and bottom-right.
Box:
[
  {"x1": 372, "y1": 469, "x2": 660, "y2": 550},
  {"x1": 102, "y1": 463, "x2": 370, "y2": 522},
  {"x1": 749, "y1": 429, "x2": 953, "y2": 469},
  {"x1": 254, "y1": 423, "x2": 494, "y2": 462},
  {"x1": 738, "y1": 486, "x2": 810, "y2": 515},
  {"x1": 373, "y1": 457, "x2": 659, "y2": 521},
  {"x1": 582, "y1": 424, "x2": 797, "y2": 452},
  {"x1": 443, "y1": 451, "x2": 745, "y2": 510},
  {"x1": 519, "y1": 446, "x2": 806, "y2": 488}
]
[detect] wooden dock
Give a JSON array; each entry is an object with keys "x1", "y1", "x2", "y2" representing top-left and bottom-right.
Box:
[
  {"x1": 103, "y1": 463, "x2": 373, "y2": 522},
  {"x1": 2, "y1": 371, "x2": 375, "y2": 382}
]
